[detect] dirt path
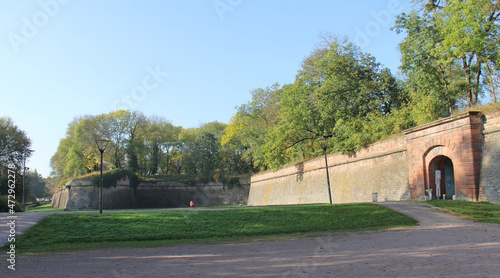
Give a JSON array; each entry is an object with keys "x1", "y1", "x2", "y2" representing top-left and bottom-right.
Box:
[{"x1": 2, "y1": 202, "x2": 500, "y2": 277}]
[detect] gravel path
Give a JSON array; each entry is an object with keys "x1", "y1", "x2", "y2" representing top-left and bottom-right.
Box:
[{"x1": 1, "y1": 202, "x2": 500, "y2": 277}]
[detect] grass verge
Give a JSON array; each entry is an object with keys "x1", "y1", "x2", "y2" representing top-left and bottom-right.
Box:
[
  {"x1": 426, "y1": 200, "x2": 500, "y2": 224},
  {"x1": 4, "y1": 204, "x2": 416, "y2": 254},
  {"x1": 25, "y1": 203, "x2": 63, "y2": 212}
]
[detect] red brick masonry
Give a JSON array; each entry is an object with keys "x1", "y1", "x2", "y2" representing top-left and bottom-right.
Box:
[{"x1": 404, "y1": 112, "x2": 484, "y2": 201}]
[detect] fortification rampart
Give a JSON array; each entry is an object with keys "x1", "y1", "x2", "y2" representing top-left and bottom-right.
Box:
[
  {"x1": 249, "y1": 137, "x2": 409, "y2": 206},
  {"x1": 249, "y1": 111, "x2": 500, "y2": 206},
  {"x1": 52, "y1": 178, "x2": 250, "y2": 209},
  {"x1": 480, "y1": 111, "x2": 500, "y2": 204}
]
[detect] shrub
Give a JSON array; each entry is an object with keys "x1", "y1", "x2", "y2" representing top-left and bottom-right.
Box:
[
  {"x1": 90, "y1": 169, "x2": 138, "y2": 190},
  {"x1": 0, "y1": 195, "x2": 24, "y2": 212}
]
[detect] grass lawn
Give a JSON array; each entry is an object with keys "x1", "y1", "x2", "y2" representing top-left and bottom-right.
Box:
[
  {"x1": 6, "y1": 203, "x2": 416, "y2": 254},
  {"x1": 427, "y1": 200, "x2": 500, "y2": 224},
  {"x1": 25, "y1": 203, "x2": 64, "y2": 212}
]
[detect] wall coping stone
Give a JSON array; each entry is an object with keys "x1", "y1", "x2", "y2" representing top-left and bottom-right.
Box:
[
  {"x1": 484, "y1": 126, "x2": 500, "y2": 135},
  {"x1": 403, "y1": 111, "x2": 482, "y2": 135}
]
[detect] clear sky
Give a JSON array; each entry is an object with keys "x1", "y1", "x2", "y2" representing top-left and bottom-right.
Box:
[{"x1": 0, "y1": 0, "x2": 414, "y2": 177}]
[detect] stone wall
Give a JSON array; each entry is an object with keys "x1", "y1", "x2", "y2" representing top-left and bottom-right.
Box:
[
  {"x1": 248, "y1": 137, "x2": 410, "y2": 206},
  {"x1": 136, "y1": 182, "x2": 250, "y2": 208},
  {"x1": 53, "y1": 111, "x2": 500, "y2": 208},
  {"x1": 52, "y1": 178, "x2": 250, "y2": 209},
  {"x1": 249, "y1": 111, "x2": 500, "y2": 206},
  {"x1": 479, "y1": 111, "x2": 500, "y2": 204}
]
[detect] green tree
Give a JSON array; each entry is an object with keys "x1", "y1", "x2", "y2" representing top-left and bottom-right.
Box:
[
  {"x1": 26, "y1": 170, "x2": 49, "y2": 202},
  {"x1": 143, "y1": 116, "x2": 181, "y2": 176},
  {"x1": 434, "y1": 0, "x2": 500, "y2": 106},
  {"x1": 107, "y1": 110, "x2": 131, "y2": 169},
  {"x1": 0, "y1": 117, "x2": 32, "y2": 202},
  {"x1": 0, "y1": 117, "x2": 32, "y2": 168},
  {"x1": 393, "y1": 11, "x2": 463, "y2": 123},
  {"x1": 178, "y1": 122, "x2": 227, "y2": 179},
  {"x1": 221, "y1": 84, "x2": 281, "y2": 171},
  {"x1": 50, "y1": 114, "x2": 112, "y2": 180},
  {"x1": 125, "y1": 111, "x2": 146, "y2": 173},
  {"x1": 263, "y1": 36, "x2": 405, "y2": 168},
  {"x1": 394, "y1": 0, "x2": 500, "y2": 112}
]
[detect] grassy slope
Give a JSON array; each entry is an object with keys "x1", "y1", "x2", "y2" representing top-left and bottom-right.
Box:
[
  {"x1": 427, "y1": 200, "x2": 500, "y2": 224},
  {"x1": 8, "y1": 204, "x2": 416, "y2": 254},
  {"x1": 25, "y1": 203, "x2": 63, "y2": 212}
]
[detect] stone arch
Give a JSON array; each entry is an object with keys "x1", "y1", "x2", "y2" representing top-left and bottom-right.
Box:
[
  {"x1": 404, "y1": 112, "x2": 483, "y2": 201},
  {"x1": 423, "y1": 145, "x2": 457, "y2": 193},
  {"x1": 427, "y1": 155, "x2": 455, "y2": 200}
]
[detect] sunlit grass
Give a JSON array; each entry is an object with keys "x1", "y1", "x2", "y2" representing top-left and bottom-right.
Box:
[
  {"x1": 427, "y1": 200, "x2": 500, "y2": 224},
  {"x1": 6, "y1": 204, "x2": 417, "y2": 254},
  {"x1": 25, "y1": 203, "x2": 63, "y2": 212}
]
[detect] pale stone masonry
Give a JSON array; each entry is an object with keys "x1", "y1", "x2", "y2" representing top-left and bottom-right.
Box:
[
  {"x1": 479, "y1": 111, "x2": 500, "y2": 204},
  {"x1": 249, "y1": 111, "x2": 500, "y2": 206}
]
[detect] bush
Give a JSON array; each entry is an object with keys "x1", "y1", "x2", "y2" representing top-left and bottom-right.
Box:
[
  {"x1": 0, "y1": 195, "x2": 24, "y2": 212},
  {"x1": 90, "y1": 169, "x2": 138, "y2": 190}
]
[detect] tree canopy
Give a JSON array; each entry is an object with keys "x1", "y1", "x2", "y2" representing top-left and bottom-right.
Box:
[
  {"x1": 394, "y1": 0, "x2": 500, "y2": 123},
  {"x1": 225, "y1": 35, "x2": 409, "y2": 169},
  {"x1": 50, "y1": 111, "x2": 250, "y2": 185},
  {"x1": 0, "y1": 117, "x2": 32, "y2": 202}
]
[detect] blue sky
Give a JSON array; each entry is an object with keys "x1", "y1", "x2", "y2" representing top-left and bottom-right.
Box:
[{"x1": 0, "y1": 0, "x2": 413, "y2": 177}]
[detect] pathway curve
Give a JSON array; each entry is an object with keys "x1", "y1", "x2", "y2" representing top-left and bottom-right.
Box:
[
  {"x1": 379, "y1": 201, "x2": 474, "y2": 228},
  {"x1": 1, "y1": 202, "x2": 500, "y2": 277}
]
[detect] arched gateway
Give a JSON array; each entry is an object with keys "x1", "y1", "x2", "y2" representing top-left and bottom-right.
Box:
[
  {"x1": 404, "y1": 112, "x2": 484, "y2": 201},
  {"x1": 428, "y1": 155, "x2": 455, "y2": 200}
]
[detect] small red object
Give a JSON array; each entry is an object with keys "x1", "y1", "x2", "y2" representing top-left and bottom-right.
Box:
[{"x1": 190, "y1": 201, "x2": 194, "y2": 207}]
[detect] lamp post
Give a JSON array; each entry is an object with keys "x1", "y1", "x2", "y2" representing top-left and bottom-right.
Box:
[
  {"x1": 96, "y1": 139, "x2": 110, "y2": 214},
  {"x1": 318, "y1": 139, "x2": 332, "y2": 205},
  {"x1": 22, "y1": 149, "x2": 33, "y2": 207}
]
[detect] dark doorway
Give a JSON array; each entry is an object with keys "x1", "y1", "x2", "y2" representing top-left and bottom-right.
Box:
[
  {"x1": 444, "y1": 158, "x2": 455, "y2": 199},
  {"x1": 428, "y1": 156, "x2": 455, "y2": 200}
]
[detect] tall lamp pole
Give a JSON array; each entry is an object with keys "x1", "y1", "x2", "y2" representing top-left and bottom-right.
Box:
[
  {"x1": 318, "y1": 139, "x2": 332, "y2": 205},
  {"x1": 96, "y1": 139, "x2": 110, "y2": 214},
  {"x1": 22, "y1": 149, "x2": 33, "y2": 207}
]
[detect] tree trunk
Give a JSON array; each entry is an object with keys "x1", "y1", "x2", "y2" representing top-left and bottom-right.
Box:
[{"x1": 486, "y1": 63, "x2": 498, "y2": 103}]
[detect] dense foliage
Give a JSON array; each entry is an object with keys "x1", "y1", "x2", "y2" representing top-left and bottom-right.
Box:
[
  {"x1": 393, "y1": 0, "x2": 500, "y2": 123},
  {"x1": 0, "y1": 117, "x2": 32, "y2": 202},
  {"x1": 224, "y1": 1, "x2": 500, "y2": 169},
  {"x1": 223, "y1": 35, "x2": 412, "y2": 169},
  {"x1": 50, "y1": 110, "x2": 250, "y2": 185}
]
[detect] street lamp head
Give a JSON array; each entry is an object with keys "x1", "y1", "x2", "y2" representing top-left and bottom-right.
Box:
[
  {"x1": 96, "y1": 139, "x2": 110, "y2": 153},
  {"x1": 317, "y1": 138, "x2": 329, "y2": 150}
]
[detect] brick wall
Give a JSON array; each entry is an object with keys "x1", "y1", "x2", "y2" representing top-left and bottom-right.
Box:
[{"x1": 404, "y1": 112, "x2": 484, "y2": 201}]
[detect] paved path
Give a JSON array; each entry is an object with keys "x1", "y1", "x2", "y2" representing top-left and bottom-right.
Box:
[
  {"x1": 1, "y1": 202, "x2": 500, "y2": 277},
  {"x1": 379, "y1": 201, "x2": 473, "y2": 228},
  {"x1": 0, "y1": 212, "x2": 58, "y2": 247}
]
